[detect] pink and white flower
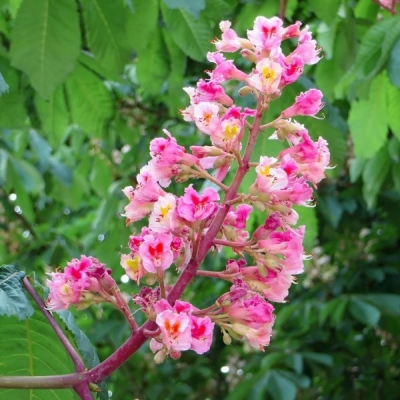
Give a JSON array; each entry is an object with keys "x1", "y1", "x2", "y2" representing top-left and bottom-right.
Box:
[{"x1": 139, "y1": 233, "x2": 174, "y2": 273}]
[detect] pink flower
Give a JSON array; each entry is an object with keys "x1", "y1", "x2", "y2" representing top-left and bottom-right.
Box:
[
  {"x1": 156, "y1": 310, "x2": 192, "y2": 351},
  {"x1": 120, "y1": 253, "x2": 144, "y2": 284},
  {"x1": 281, "y1": 89, "x2": 324, "y2": 118},
  {"x1": 193, "y1": 102, "x2": 221, "y2": 135},
  {"x1": 177, "y1": 185, "x2": 220, "y2": 222},
  {"x1": 213, "y1": 21, "x2": 242, "y2": 52},
  {"x1": 139, "y1": 233, "x2": 174, "y2": 273},
  {"x1": 196, "y1": 79, "x2": 233, "y2": 106},
  {"x1": 222, "y1": 294, "x2": 274, "y2": 329},
  {"x1": 149, "y1": 193, "x2": 177, "y2": 233},
  {"x1": 292, "y1": 25, "x2": 321, "y2": 65},
  {"x1": 277, "y1": 53, "x2": 304, "y2": 87},
  {"x1": 46, "y1": 273, "x2": 83, "y2": 310},
  {"x1": 122, "y1": 166, "x2": 166, "y2": 223},
  {"x1": 247, "y1": 16, "x2": 283, "y2": 52},
  {"x1": 254, "y1": 156, "x2": 288, "y2": 194},
  {"x1": 280, "y1": 130, "x2": 330, "y2": 184},
  {"x1": 247, "y1": 58, "x2": 282, "y2": 95},
  {"x1": 282, "y1": 21, "x2": 302, "y2": 39},
  {"x1": 189, "y1": 316, "x2": 214, "y2": 354},
  {"x1": 258, "y1": 227, "x2": 305, "y2": 274},
  {"x1": 207, "y1": 52, "x2": 248, "y2": 81},
  {"x1": 232, "y1": 323, "x2": 273, "y2": 350}
]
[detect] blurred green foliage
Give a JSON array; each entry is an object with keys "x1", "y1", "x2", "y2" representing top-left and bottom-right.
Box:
[{"x1": 0, "y1": 0, "x2": 400, "y2": 399}]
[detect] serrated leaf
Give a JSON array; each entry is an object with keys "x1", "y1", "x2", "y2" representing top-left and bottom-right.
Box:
[
  {"x1": 161, "y1": 3, "x2": 212, "y2": 61},
  {"x1": 0, "y1": 265, "x2": 33, "y2": 320},
  {"x1": 362, "y1": 145, "x2": 390, "y2": 209},
  {"x1": 126, "y1": 0, "x2": 159, "y2": 54},
  {"x1": 10, "y1": 0, "x2": 80, "y2": 99},
  {"x1": 163, "y1": 0, "x2": 205, "y2": 18},
  {"x1": 35, "y1": 85, "x2": 70, "y2": 147},
  {"x1": 136, "y1": 27, "x2": 170, "y2": 96},
  {"x1": 81, "y1": 0, "x2": 128, "y2": 76},
  {"x1": 349, "y1": 295, "x2": 381, "y2": 326},
  {"x1": 65, "y1": 63, "x2": 113, "y2": 135},
  {"x1": 0, "y1": 304, "x2": 79, "y2": 399}
]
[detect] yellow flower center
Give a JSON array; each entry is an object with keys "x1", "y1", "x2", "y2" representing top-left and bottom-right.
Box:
[
  {"x1": 126, "y1": 255, "x2": 141, "y2": 272},
  {"x1": 160, "y1": 204, "x2": 171, "y2": 218},
  {"x1": 262, "y1": 66, "x2": 275, "y2": 81},
  {"x1": 223, "y1": 123, "x2": 239, "y2": 139},
  {"x1": 259, "y1": 165, "x2": 271, "y2": 176}
]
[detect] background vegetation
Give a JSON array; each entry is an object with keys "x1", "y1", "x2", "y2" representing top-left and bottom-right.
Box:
[{"x1": 0, "y1": 0, "x2": 400, "y2": 399}]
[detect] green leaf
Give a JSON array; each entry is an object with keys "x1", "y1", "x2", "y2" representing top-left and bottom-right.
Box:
[
  {"x1": 90, "y1": 154, "x2": 113, "y2": 197},
  {"x1": 301, "y1": 352, "x2": 334, "y2": 367},
  {"x1": 81, "y1": 0, "x2": 128, "y2": 76},
  {"x1": 29, "y1": 129, "x2": 52, "y2": 168},
  {"x1": 393, "y1": 162, "x2": 400, "y2": 191},
  {"x1": 10, "y1": 0, "x2": 80, "y2": 99},
  {"x1": 335, "y1": 16, "x2": 400, "y2": 94},
  {"x1": 65, "y1": 63, "x2": 113, "y2": 135},
  {"x1": 349, "y1": 295, "x2": 381, "y2": 326},
  {"x1": 35, "y1": 85, "x2": 70, "y2": 147},
  {"x1": 266, "y1": 370, "x2": 297, "y2": 400},
  {"x1": 349, "y1": 158, "x2": 367, "y2": 183},
  {"x1": 348, "y1": 99, "x2": 387, "y2": 159},
  {"x1": 0, "y1": 70, "x2": 8, "y2": 95},
  {"x1": 0, "y1": 149, "x2": 8, "y2": 186},
  {"x1": 388, "y1": 37, "x2": 400, "y2": 88},
  {"x1": 293, "y1": 205, "x2": 317, "y2": 250},
  {"x1": 361, "y1": 294, "x2": 400, "y2": 315},
  {"x1": 0, "y1": 92, "x2": 26, "y2": 128},
  {"x1": 161, "y1": 3, "x2": 213, "y2": 61},
  {"x1": 136, "y1": 27, "x2": 170, "y2": 96},
  {"x1": 163, "y1": 28, "x2": 187, "y2": 115},
  {"x1": 0, "y1": 265, "x2": 33, "y2": 320},
  {"x1": 49, "y1": 157, "x2": 73, "y2": 186},
  {"x1": 163, "y1": 0, "x2": 205, "y2": 18},
  {"x1": 388, "y1": 136, "x2": 400, "y2": 163},
  {"x1": 362, "y1": 145, "x2": 390, "y2": 209},
  {"x1": 126, "y1": 0, "x2": 159, "y2": 54},
  {"x1": 9, "y1": 156, "x2": 45, "y2": 194},
  {"x1": 387, "y1": 81, "x2": 400, "y2": 141},
  {"x1": 0, "y1": 305, "x2": 79, "y2": 399},
  {"x1": 309, "y1": 0, "x2": 341, "y2": 23}
]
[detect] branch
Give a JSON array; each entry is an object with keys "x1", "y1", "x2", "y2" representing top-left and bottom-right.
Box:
[{"x1": 23, "y1": 277, "x2": 86, "y2": 373}]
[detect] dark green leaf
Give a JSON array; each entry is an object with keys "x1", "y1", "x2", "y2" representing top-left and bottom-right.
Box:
[
  {"x1": 388, "y1": 37, "x2": 400, "y2": 88},
  {"x1": 0, "y1": 265, "x2": 33, "y2": 320},
  {"x1": 349, "y1": 295, "x2": 381, "y2": 326},
  {"x1": 9, "y1": 155, "x2": 45, "y2": 194},
  {"x1": 266, "y1": 370, "x2": 297, "y2": 400},
  {"x1": 302, "y1": 352, "x2": 334, "y2": 367}
]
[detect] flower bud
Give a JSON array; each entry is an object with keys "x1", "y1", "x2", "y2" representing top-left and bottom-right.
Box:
[
  {"x1": 222, "y1": 331, "x2": 232, "y2": 345},
  {"x1": 154, "y1": 349, "x2": 167, "y2": 364}
]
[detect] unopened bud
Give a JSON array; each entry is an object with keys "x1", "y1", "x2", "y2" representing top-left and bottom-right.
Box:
[
  {"x1": 240, "y1": 48, "x2": 256, "y2": 62},
  {"x1": 257, "y1": 261, "x2": 268, "y2": 278},
  {"x1": 154, "y1": 349, "x2": 167, "y2": 364},
  {"x1": 238, "y1": 86, "x2": 253, "y2": 97},
  {"x1": 223, "y1": 331, "x2": 232, "y2": 345}
]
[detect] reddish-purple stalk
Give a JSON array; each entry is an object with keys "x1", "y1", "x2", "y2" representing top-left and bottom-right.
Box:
[{"x1": 0, "y1": 100, "x2": 265, "y2": 395}]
